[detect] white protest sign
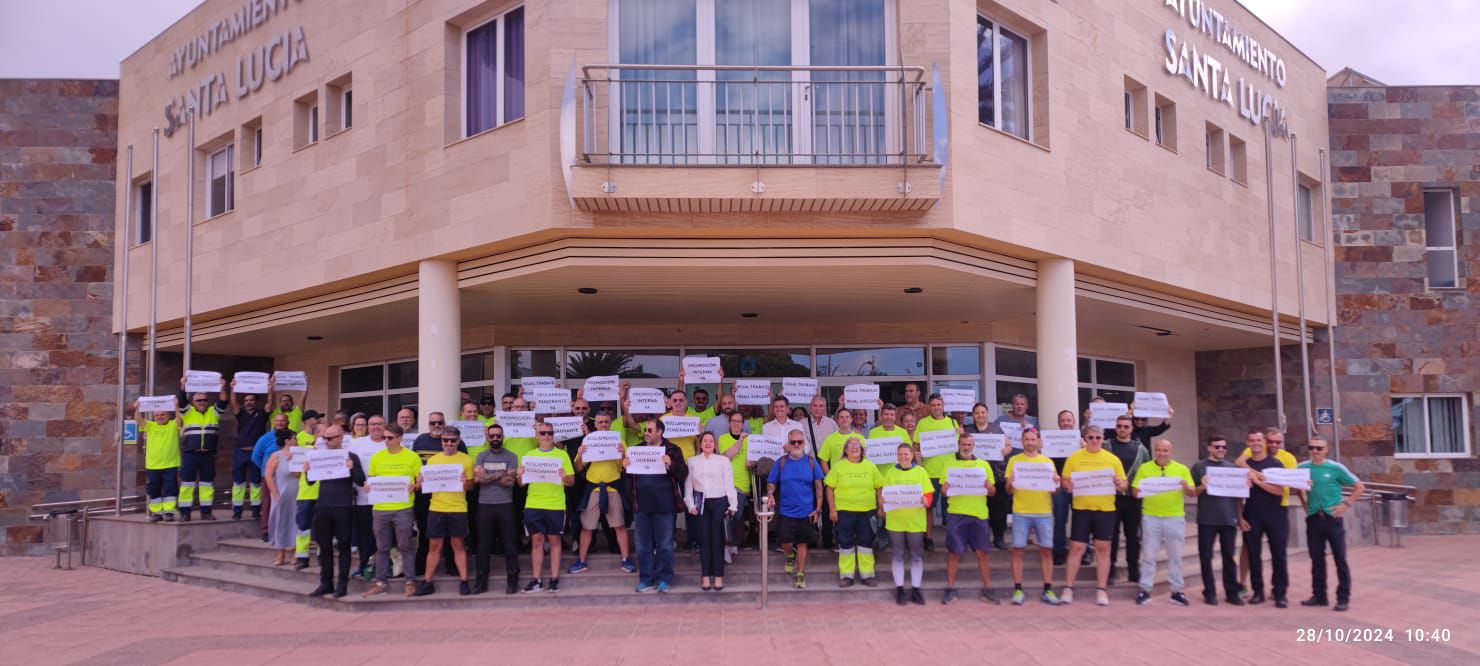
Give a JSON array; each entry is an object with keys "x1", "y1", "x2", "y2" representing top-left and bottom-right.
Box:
[
  {"x1": 1010, "y1": 461, "x2": 1057, "y2": 492},
  {"x1": 582, "y1": 376, "x2": 619, "y2": 402},
  {"x1": 681, "y1": 356, "x2": 722, "y2": 383},
  {"x1": 940, "y1": 388, "x2": 976, "y2": 414},
  {"x1": 661, "y1": 415, "x2": 701, "y2": 438},
  {"x1": 1262, "y1": 467, "x2": 1311, "y2": 489},
  {"x1": 184, "y1": 370, "x2": 222, "y2": 393},
  {"x1": 945, "y1": 467, "x2": 989, "y2": 496},
  {"x1": 520, "y1": 376, "x2": 558, "y2": 390},
  {"x1": 917, "y1": 429, "x2": 958, "y2": 458},
  {"x1": 494, "y1": 411, "x2": 535, "y2": 438},
  {"x1": 1071, "y1": 468, "x2": 1115, "y2": 497},
  {"x1": 521, "y1": 456, "x2": 564, "y2": 484},
  {"x1": 288, "y1": 447, "x2": 308, "y2": 473},
  {"x1": 882, "y1": 484, "x2": 923, "y2": 512},
  {"x1": 971, "y1": 433, "x2": 1008, "y2": 462},
  {"x1": 531, "y1": 387, "x2": 571, "y2": 414},
  {"x1": 1040, "y1": 430, "x2": 1081, "y2": 458},
  {"x1": 734, "y1": 380, "x2": 772, "y2": 406},
  {"x1": 626, "y1": 446, "x2": 666, "y2": 475},
  {"x1": 1133, "y1": 392, "x2": 1172, "y2": 419},
  {"x1": 1137, "y1": 476, "x2": 1185, "y2": 497},
  {"x1": 782, "y1": 378, "x2": 818, "y2": 404},
  {"x1": 998, "y1": 421, "x2": 1024, "y2": 448},
  {"x1": 138, "y1": 395, "x2": 178, "y2": 413},
  {"x1": 453, "y1": 420, "x2": 486, "y2": 446},
  {"x1": 233, "y1": 371, "x2": 270, "y2": 394},
  {"x1": 271, "y1": 370, "x2": 307, "y2": 391},
  {"x1": 420, "y1": 464, "x2": 466, "y2": 493},
  {"x1": 745, "y1": 434, "x2": 784, "y2": 462},
  {"x1": 1090, "y1": 402, "x2": 1130, "y2": 429},
  {"x1": 1206, "y1": 466, "x2": 1250, "y2": 498},
  {"x1": 628, "y1": 388, "x2": 666, "y2": 414},
  {"x1": 865, "y1": 437, "x2": 904, "y2": 465},
  {"x1": 367, "y1": 476, "x2": 410, "y2": 505},
  {"x1": 843, "y1": 384, "x2": 880, "y2": 410},
  {"x1": 547, "y1": 415, "x2": 584, "y2": 442},
  {"x1": 580, "y1": 431, "x2": 622, "y2": 462},
  {"x1": 305, "y1": 449, "x2": 350, "y2": 482}
]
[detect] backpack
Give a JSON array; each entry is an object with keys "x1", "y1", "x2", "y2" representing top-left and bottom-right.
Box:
[{"x1": 774, "y1": 454, "x2": 822, "y2": 547}]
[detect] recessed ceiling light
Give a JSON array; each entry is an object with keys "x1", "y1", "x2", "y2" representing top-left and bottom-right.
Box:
[
  {"x1": 307, "y1": 336, "x2": 324, "y2": 341},
  {"x1": 741, "y1": 312, "x2": 759, "y2": 318},
  {"x1": 578, "y1": 287, "x2": 598, "y2": 294},
  {"x1": 904, "y1": 287, "x2": 923, "y2": 294}
]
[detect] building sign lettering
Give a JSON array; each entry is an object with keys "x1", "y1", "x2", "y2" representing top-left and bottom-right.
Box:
[
  {"x1": 1160, "y1": 0, "x2": 1290, "y2": 138},
  {"x1": 162, "y1": 0, "x2": 309, "y2": 137}
]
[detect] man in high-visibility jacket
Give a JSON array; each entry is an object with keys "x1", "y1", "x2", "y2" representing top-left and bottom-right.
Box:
[
  {"x1": 178, "y1": 375, "x2": 228, "y2": 521},
  {"x1": 133, "y1": 399, "x2": 182, "y2": 521},
  {"x1": 292, "y1": 410, "x2": 325, "y2": 569}
]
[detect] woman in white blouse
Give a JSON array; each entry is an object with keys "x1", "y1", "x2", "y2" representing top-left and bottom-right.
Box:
[{"x1": 685, "y1": 432, "x2": 739, "y2": 590}]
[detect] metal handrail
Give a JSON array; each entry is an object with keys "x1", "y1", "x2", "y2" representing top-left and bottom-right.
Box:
[{"x1": 29, "y1": 496, "x2": 147, "y2": 520}]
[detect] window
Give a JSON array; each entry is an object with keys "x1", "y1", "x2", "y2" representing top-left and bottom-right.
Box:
[
  {"x1": 207, "y1": 145, "x2": 234, "y2": 217},
  {"x1": 328, "y1": 74, "x2": 354, "y2": 134},
  {"x1": 1205, "y1": 122, "x2": 1225, "y2": 175},
  {"x1": 817, "y1": 347, "x2": 925, "y2": 377},
  {"x1": 976, "y1": 16, "x2": 1030, "y2": 140},
  {"x1": 1393, "y1": 395, "x2": 1470, "y2": 457},
  {"x1": 1153, "y1": 94, "x2": 1177, "y2": 150},
  {"x1": 338, "y1": 360, "x2": 418, "y2": 418},
  {"x1": 1298, "y1": 184, "x2": 1314, "y2": 242},
  {"x1": 308, "y1": 106, "x2": 319, "y2": 143},
  {"x1": 253, "y1": 127, "x2": 263, "y2": 166},
  {"x1": 134, "y1": 180, "x2": 152, "y2": 245},
  {"x1": 1423, "y1": 189, "x2": 1460, "y2": 288},
  {"x1": 464, "y1": 5, "x2": 525, "y2": 137},
  {"x1": 1123, "y1": 76, "x2": 1147, "y2": 137},
  {"x1": 342, "y1": 89, "x2": 352, "y2": 129},
  {"x1": 241, "y1": 117, "x2": 263, "y2": 169},
  {"x1": 293, "y1": 91, "x2": 319, "y2": 149},
  {"x1": 1229, "y1": 134, "x2": 1248, "y2": 184},
  {"x1": 990, "y1": 346, "x2": 1137, "y2": 420}
]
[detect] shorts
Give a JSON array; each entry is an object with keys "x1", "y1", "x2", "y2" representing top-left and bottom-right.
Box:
[
  {"x1": 1011, "y1": 513, "x2": 1054, "y2": 549},
  {"x1": 945, "y1": 513, "x2": 992, "y2": 554},
  {"x1": 777, "y1": 515, "x2": 817, "y2": 546},
  {"x1": 579, "y1": 488, "x2": 626, "y2": 530},
  {"x1": 524, "y1": 508, "x2": 565, "y2": 536},
  {"x1": 1070, "y1": 509, "x2": 1116, "y2": 543},
  {"x1": 427, "y1": 511, "x2": 469, "y2": 539}
]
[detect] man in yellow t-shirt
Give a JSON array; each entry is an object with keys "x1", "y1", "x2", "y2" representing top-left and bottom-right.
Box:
[
  {"x1": 569, "y1": 412, "x2": 633, "y2": 576},
  {"x1": 517, "y1": 423, "x2": 575, "y2": 593},
  {"x1": 1059, "y1": 425, "x2": 1128, "y2": 607},
  {"x1": 1006, "y1": 428, "x2": 1062, "y2": 605},
  {"x1": 365, "y1": 424, "x2": 422, "y2": 597},
  {"x1": 915, "y1": 395, "x2": 959, "y2": 551},
  {"x1": 818, "y1": 407, "x2": 866, "y2": 472},
  {"x1": 1131, "y1": 439, "x2": 1196, "y2": 607},
  {"x1": 939, "y1": 433, "x2": 998, "y2": 605},
  {"x1": 414, "y1": 429, "x2": 474, "y2": 597}
]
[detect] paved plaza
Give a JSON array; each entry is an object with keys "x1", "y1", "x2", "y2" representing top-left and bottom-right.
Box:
[{"x1": 1, "y1": 536, "x2": 1475, "y2": 665}]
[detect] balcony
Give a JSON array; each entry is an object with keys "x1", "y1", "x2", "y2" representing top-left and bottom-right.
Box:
[{"x1": 562, "y1": 64, "x2": 941, "y2": 213}]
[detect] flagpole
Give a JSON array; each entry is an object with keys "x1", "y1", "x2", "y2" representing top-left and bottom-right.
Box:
[
  {"x1": 1291, "y1": 133, "x2": 1314, "y2": 439},
  {"x1": 1263, "y1": 118, "x2": 1286, "y2": 431},
  {"x1": 1319, "y1": 148, "x2": 1342, "y2": 459},
  {"x1": 183, "y1": 114, "x2": 194, "y2": 372},
  {"x1": 147, "y1": 129, "x2": 159, "y2": 392},
  {"x1": 115, "y1": 145, "x2": 133, "y2": 516}
]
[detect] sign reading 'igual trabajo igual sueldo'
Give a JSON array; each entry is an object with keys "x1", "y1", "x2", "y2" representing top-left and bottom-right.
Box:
[
  {"x1": 162, "y1": 0, "x2": 310, "y2": 137},
  {"x1": 1160, "y1": 0, "x2": 1290, "y2": 138}
]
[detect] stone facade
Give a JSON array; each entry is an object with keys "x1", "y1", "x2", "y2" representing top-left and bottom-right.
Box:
[
  {"x1": 0, "y1": 79, "x2": 123, "y2": 554},
  {"x1": 1326, "y1": 78, "x2": 1480, "y2": 534}
]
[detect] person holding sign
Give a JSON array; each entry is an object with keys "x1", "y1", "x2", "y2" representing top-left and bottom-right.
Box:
[
  {"x1": 766, "y1": 431, "x2": 825, "y2": 590},
  {"x1": 568, "y1": 413, "x2": 636, "y2": 579},
  {"x1": 1050, "y1": 410, "x2": 1077, "y2": 567},
  {"x1": 917, "y1": 395, "x2": 962, "y2": 532},
  {"x1": 502, "y1": 397, "x2": 538, "y2": 458},
  {"x1": 517, "y1": 424, "x2": 575, "y2": 593},
  {"x1": 940, "y1": 433, "x2": 999, "y2": 605},
  {"x1": 1131, "y1": 439, "x2": 1196, "y2": 607},
  {"x1": 472, "y1": 423, "x2": 523, "y2": 595},
  {"x1": 1059, "y1": 425, "x2": 1127, "y2": 607},
  {"x1": 303, "y1": 426, "x2": 367, "y2": 598},
  {"x1": 880, "y1": 442, "x2": 932, "y2": 606},
  {"x1": 1298, "y1": 438, "x2": 1364, "y2": 612},
  {"x1": 1242, "y1": 430, "x2": 1291, "y2": 607},
  {"x1": 1106, "y1": 415, "x2": 1151, "y2": 586},
  {"x1": 362, "y1": 424, "x2": 422, "y2": 598},
  {"x1": 176, "y1": 375, "x2": 228, "y2": 522},
  {"x1": 965, "y1": 403, "x2": 1013, "y2": 551},
  {"x1": 818, "y1": 406, "x2": 864, "y2": 472},
  {"x1": 132, "y1": 399, "x2": 182, "y2": 522},
  {"x1": 268, "y1": 374, "x2": 307, "y2": 431},
  {"x1": 290, "y1": 410, "x2": 324, "y2": 569},
  {"x1": 415, "y1": 429, "x2": 475, "y2": 597},
  {"x1": 263, "y1": 431, "x2": 299, "y2": 564},
  {"x1": 1005, "y1": 428, "x2": 1062, "y2": 606},
  {"x1": 625, "y1": 418, "x2": 689, "y2": 594},
  {"x1": 716, "y1": 411, "x2": 755, "y2": 564},
  {"x1": 684, "y1": 433, "x2": 739, "y2": 591},
  {"x1": 867, "y1": 403, "x2": 914, "y2": 448},
  {"x1": 1191, "y1": 436, "x2": 1246, "y2": 605},
  {"x1": 824, "y1": 437, "x2": 883, "y2": 588},
  {"x1": 229, "y1": 379, "x2": 269, "y2": 522}
]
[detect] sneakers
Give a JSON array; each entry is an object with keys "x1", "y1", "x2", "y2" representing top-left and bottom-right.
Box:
[
  {"x1": 860, "y1": 577, "x2": 878, "y2": 588},
  {"x1": 362, "y1": 581, "x2": 387, "y2": 598},
  {"x1": 308, "y1": 583, "x2": 332, "y2": 598},
  {"x1": 1224, "y1": 596, "x2": 1246, "y2": 606},
  {"x1": 896, "y1": 586, "x2": 908, "y2": 606},
  {"x1": 1011, "y1": 589, "x2": 1026, "y2": 605},
  {"x1": 1248, "y1": 592, "x2": 1266, "y2": 605},
  {"x1": 413, "y1": 581, "x2": 435, "y2": 597},
  {"x1": 1334, "y1": 600, "x2": 1349, "y2": 612},
  {"x1": 1136, "y1": 590, "x2": 1153, "y2": 605},
  {"x1": 523, "y1": 579, "x2": 544, "y2": 594},
  {"x1": 148, "y1": 514, "x2": 163, "y2": 523},
  {"x1": 1060, "y1": 587, "x2": 1074, "y2": 605},
  {"x1": 909, "y1": 587, "x2": 925, "y2": 605},
  {"x1": 1170, "y1": 592, "x2": 1190, "y2": 607},
  {"x1": 784, "y1": 551, "x2": 797, "y2": 573},
  {"x1": 294, "y1": 558, "x2": 310, "y2": 571},
  {"x1": 404, "y1": 581, "x2": 417, "y2": 597},
  {"x1": 635, "y1": 582, "x2": 657, "y2": 593},
  {"x1": 1096, "y1": 588, "x2": 1110, "y2": 606},
  {"x1": 1300, "y1": 596, "x2": 1329, "y2": 607},
  {"x1": 657, "y1": 581, "x2": 671, "y2": 594},
  {"x1": 163, "y1": 513, "x2": 176, "y2": 522},
  {"x1": 980, "y1": 588, "x2": 1001, "y2": 605},
  {"x1": 548, "y1": 578, "x2": 561, "y2": 593},
  {"x1": 1203, "y1": 594, "x2": 1219, "y2": 606},
  {"x1": 1041, "y1": 589, "x2": 1062, "y2": 606},
  {"x1": 794, "y1": 571, "x2": 807, "y2": 589},
  {"x1": 359, "y1": 565, "x2": 376, "y2": 582},
  {"x1": 839, "y1": 577, "x2": 855, "y2": 588},
  {"x1": 458, "y1": 580, "x2": 473, "y2": 596},
  {"x1": 620, "y1": 558, "x2": 637, "y2": 574},
  {"x1": 567, "y1": 560, "x2": 590, "y2": 574},
  {"x1": 941, "y1": 588, "x2": 959, "y2": 605}
]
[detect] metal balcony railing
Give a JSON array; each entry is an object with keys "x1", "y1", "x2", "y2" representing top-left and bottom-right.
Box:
[{"x1": 578, "y1": 64, "x2": 930, "y2": 166}]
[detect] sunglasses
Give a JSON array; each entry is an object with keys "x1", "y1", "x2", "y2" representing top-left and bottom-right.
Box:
[
  {"x1": 788, "y1": 440, "x2": 805, "y2": 445},
  {"x1": 1309, "y1": 446, "x2": 1326, "y2": 451},
  {"x1": 428, "y1": 420, "x2": 446, "y2": 426},
  {"x1": 441, "y1": 437, "x2": 459, "y2": 442},
  {"x1": 537, "y1": 431, "x2": 555, "y2": 437},
  {"x1": 1210, "y1": 444, "x2": 1228, "y2": 450},
  {"x1": 1085, "y1": 435, "x2": 1104, "y2": 440}
]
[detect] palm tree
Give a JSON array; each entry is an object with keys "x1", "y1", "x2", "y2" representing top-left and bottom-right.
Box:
[{"x1": 564, "y1": 351, "x2": 659, "y2": 379}]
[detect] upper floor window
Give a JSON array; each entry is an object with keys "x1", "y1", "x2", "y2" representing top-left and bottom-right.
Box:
[
  {"x1": 1154, "y1": 94, "x2": 1177, "y2": 150},
  {"x1": 1393, "y1": 394, "x2": 1470, "y2": 458},
  {"x1": 976, "y1": 15, "x2": 1030, "y2": 140},
  {"x1": 1423, "y1": 189, "x2": 1460, "y2": 288},
  {"x1": 465, "y1": 6, "x2": 525, "y2": 136},
  {"x1": 207, "y1": 145, "x2": 234, "y2": 217},
  {"x1": 1297, "y1": 184, "x2": 1314, "y2": 242},
  {"x1": 135, "y1": 180, "x2": 152, "y2": 244},
  {"x1": 308, "y1": 105, "x2": 320, "y2": 143}
]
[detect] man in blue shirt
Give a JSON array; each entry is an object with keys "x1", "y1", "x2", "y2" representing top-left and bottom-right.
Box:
[{"x1": 766, "y1": 429, "x2": 824, "y2": 589}]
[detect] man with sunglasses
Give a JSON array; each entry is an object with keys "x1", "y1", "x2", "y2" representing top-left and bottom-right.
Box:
[
  {"x1": 626, "y1": 417, "x2": 688, "y2": 593},
  {"x1": 766, "y1": 430, "x2": 824, "y2": 589},
  {"x1": 517, "y1": 423, "x2": 575, "y2": 593},
  {"x1": 1191, "y1": 436, "x2": 1245, "y2": 605},
  {"x1": 415, "y1": 427, "x2": 475, "y2": 596},
  {"x1": 303, "y1": 425, "x2": 367, "y2": 598},
  {"x1": 473, "y1": 423, "x2": 522, "y2": 595},
  {"x1": 1059, "y1": 425, "x2": 1128, "y2": 607},
  {"x1": 1298, "y1": 438, "x2": 1363, "y2": 611},
  {"x1": 176, "y1": 375, "x2": 229, "y2": 522},
  {"x1": 411, "y1": 411, "x2": 462, "y2": 577},
  {"x1": 364, "y1": 423, "x2": 422, "y2": 598},
  {"x1": 1106, "y1": 414, "x2": 1150, "y2": 585}
]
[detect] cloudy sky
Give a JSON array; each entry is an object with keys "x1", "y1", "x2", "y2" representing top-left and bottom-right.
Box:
[{"x1": 0, "y1": 0, "x2": 1475, "y2": 84}]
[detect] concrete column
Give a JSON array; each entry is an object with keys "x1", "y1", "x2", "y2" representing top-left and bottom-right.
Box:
[
  {"x1": 1035, "y1": 258, "x2": 1079, "y2": 427},
  {"x1": 418, "y1": 259, "x2": 460, "y2": 431}
]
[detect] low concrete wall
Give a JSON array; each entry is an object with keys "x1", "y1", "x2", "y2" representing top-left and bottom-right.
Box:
[{"x1": 85, "y1": 514, "x2": 257, "y2": 576}]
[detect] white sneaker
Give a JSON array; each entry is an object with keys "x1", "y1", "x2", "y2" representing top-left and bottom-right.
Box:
[
  {"x1": 1060, "y1": 587, "x2": 1074, "y2": 605},
  {"x1": 1096, "y1": 589, "x2": 1110, "y2": 606}
]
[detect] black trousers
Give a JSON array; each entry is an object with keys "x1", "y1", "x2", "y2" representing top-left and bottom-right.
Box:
[
  {"x1": 312, "y1": 505, "x2": 355, "y2": 588},
  {"x1": 696, "y1": 499, "x2": 729, "y2": 577},
  {"x1": 1110, "y1": 493, "x2": 1142, "y2": 580},
  {"x1": 1306, "y1": 512, "x2": 1351, "y2": 602},
  {"x1": 1244, "y1": 503, "x2": 1289, "y2": 599},
  {"x1": 987, "y1": 462, "x2": 1010, "y2": 540},
  {"x1": 1197, "y1": 524, "x2": 1239, "y2": 600},
  {"x1": 475, "y1": 502, "x2": 521, "y2": 581},
  {"x1": 352, "y1": 504, "x2": 375, "y2": 570}
]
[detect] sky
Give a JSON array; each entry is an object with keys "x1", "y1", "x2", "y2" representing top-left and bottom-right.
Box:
[{"x1": 0, "y1": 0, "x2": 1475, "y2": 84}]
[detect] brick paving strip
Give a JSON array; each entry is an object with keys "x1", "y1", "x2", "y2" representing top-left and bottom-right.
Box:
[{"x1": 1, "y1": 536, "x2": 1475, "y2": 665}]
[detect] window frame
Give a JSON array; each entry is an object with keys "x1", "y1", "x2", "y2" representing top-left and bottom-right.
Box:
[
  {"x1": 461, "y1": 4, "x2": 526, "y2": 138},
  {"x1": 975, "y1": 14, "x2": 1032, "y2": 142},
  {"x1": 252, "y1": 126, "x2": 263, "y2": 167},
  {"x1": 206, "y1": 144, "x2": 234, "y2": 217},
  {"x1": 134, "y1": 180, "x2": 153, "y2": 246},
  {"x1": 339, "y1": 358, "x2": 420, "y2": 418},
  {"x1": 341, "y1": 87, "x2": 353, "y2": 130},
  {"x1": 1423, "y1": 188, "x2": 1461, "y2": 289},
  {"x1": 1297, "y1": 183, "x2": 1314, "y2": 242},
  {"x1": 308, "y1": 105, "x2": 320, "y2": 144},
  {"x1": 1392, "y1": 393, "x2": 1472, "y2": 459}
]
